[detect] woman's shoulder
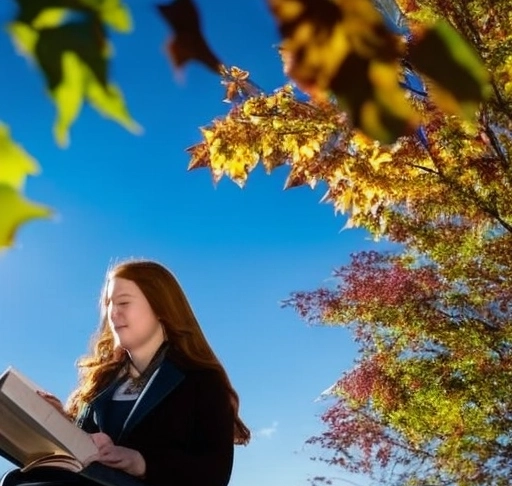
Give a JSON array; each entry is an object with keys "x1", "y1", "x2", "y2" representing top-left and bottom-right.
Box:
[
  {"x1": 164, "y1": 358, "x2": 226, "y2": 389},
  {"x1": 183, "y1": 366, "x2": 224, "y2": 383}
]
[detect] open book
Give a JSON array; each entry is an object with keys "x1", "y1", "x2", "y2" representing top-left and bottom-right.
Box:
[
  {"x1": 0, "y1": 366, "x2": 98, "y2": 473},
  {"x1": 0, "y1": 367, "x2": 148, "y2": 486}
]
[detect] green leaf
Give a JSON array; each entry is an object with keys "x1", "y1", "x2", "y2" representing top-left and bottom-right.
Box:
[
  {"x1": 86, "y1": 80, "x2": 143, "y2": 135},
  {"x1": 52, "y1": 52, "x2": 85, "y2": 147},
  {"x1": 80, "y1": 0, "x2": 132, "y2": 32},
  {"x1": 7, "y1": 21, "x2": 39, "y2": 56},
  {"x1": 0, "y1": 123, "x2": 40, "y2": 189},
  {"x1": 32, "y1": 8, "x2": 69, "y2": 29},
  {"x1": 13, "y1": 0, "x2": 132, "y2": 33},
  {"x1": 8, "y1": 12, "x2": 140, "y2": 146},
  {"x1": 0, "y1": 124, "x2": 51, "y2": 249},
  {"x1": 408, "y1": 20, "x2": 492, "y2": 120},
  {"x1": 13, "y1": 0, "x2": 71, "y2": 25},
  {"x1": 36, "y1": 20, "x2": 107, "y2": 90},
  {"x1": 0, "y1": 185, "x2": 52, "y2": 249},
  {"x1": 334, "y1": 56, "x2": 419, "y2": 144}
]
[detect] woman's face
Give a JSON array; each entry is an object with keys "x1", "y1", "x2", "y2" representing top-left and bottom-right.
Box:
[{"x1": 106, "y1": 277, "x2": 163, "y2": 352}]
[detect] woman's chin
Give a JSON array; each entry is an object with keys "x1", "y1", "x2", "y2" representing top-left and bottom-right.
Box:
[{"x1": 115, "y1": 338, "x2": 134, "y2": 351}]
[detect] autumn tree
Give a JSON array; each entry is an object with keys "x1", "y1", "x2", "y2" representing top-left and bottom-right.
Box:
[
  {"x1": 184, "y1": 0, "x2": 512, "y2": 484},
  {"x1": 285, "y1": 249, "x2": 512, "y2": 485}
]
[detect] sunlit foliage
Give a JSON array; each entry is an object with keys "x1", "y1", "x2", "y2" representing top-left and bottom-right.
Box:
[
  {"x1": 8, "y1": 0, "x2": 140, "y2": 148},
  {"x1": 1, "y1": 0, "x2": 512, "y2": 481},
  {"x1": 274, "y1": 1, "x2": 511, "y2": 483},
  {"x1": 1, "y1": 0, "x2": 492, "y2": 247},
  {"x1": 1, "y1": 0, "x2": 141, "y2": 249},
  {"x1": 188, "y1": 0, "x2": 510, "y2": 244},
  {"x1": 285, "y1": 246, "x2": 512, "y2": 484},
  {"x1": 0, "y1": 123, "x2": 51, "y2": 248},
  {"x1": 185, "y1": 0, "x2": 512, "y2": 483}
]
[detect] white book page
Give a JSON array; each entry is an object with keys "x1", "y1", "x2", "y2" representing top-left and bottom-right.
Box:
[{"x1": 0, "y1": 367, "x2": 98, "y2": 465}]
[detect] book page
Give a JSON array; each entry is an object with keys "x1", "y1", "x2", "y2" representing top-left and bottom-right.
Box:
[
  {"x1": 0, "y1": 367, "x2": 98, "y2": 468},
  {"x1": 22, "y1": 454, "x2": 83, "y2": 473},
  {"x1": 0, "y1": 398, "x2": 71, "y2": 461}
]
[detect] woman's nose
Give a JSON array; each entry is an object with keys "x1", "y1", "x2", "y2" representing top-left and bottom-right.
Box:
[{"x1": 110, "y1": 305, "x2": 119, "y2": 319}]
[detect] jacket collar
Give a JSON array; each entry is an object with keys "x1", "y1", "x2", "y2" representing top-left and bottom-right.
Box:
[{"x1": 91, "y1": 359, "x2": 185, "y2": 441}]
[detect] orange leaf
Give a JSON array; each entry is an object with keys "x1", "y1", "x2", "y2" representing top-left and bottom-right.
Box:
[
  {"x1": 220, "y1": 66, "x2": 264, "y2": 103},
  {"x1": 186, "y1": 142, "x2": 211, "y2": 170}
]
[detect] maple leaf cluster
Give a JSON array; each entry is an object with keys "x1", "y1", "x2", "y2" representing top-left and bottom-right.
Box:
[{"x1": 162, "y1": 0, "x2": 490, "y2": 143}]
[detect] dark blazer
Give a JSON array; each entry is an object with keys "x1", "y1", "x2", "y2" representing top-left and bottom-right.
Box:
[{"x1": 76, "y1": 358, "x2": 235, "y2": 486}]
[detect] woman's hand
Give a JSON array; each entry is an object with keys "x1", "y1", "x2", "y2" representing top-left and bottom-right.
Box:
[
  {"x1": 90, "y1": 432, "x2": 146, "y2": 478},
  {"x1": 37, "y1": 391, "x2": 71, "y2": 419}
]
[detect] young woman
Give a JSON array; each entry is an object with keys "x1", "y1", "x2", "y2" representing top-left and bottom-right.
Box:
[{"x1": 1, "y1": 260, "x2": 250, "y2": 486}]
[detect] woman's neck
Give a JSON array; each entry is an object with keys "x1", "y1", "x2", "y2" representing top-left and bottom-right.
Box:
[{"x1": 127, "y1": 334, "x2": 165, "y2": 375}]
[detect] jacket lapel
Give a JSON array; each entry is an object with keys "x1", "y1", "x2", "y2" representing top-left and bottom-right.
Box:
[
  {"x1": 118, "y1": 359, "x2": 184, "y2": 441},
  {"x1": 90, "y1": 375, "x2": 125, "y2": 432}
]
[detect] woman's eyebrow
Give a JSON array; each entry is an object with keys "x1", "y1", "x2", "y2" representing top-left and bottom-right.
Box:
[
  {"x1": 114, "y1": 293, "x2": 134, "y2": 299},
  {"x1": 109, "y1": 292, "x2": 134, "y2": 302}
]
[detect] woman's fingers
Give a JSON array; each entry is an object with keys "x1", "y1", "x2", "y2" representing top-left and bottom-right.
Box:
[
  {"x1": 96, "y1": 445, "x2": 143, "y2": 475},
  {"x1": 90, "y1": 432, "x2": 114, "y2": 449},
  {"x1": 89, "y1": 438, "x2": 145, "y2": 476},
  {"x1": 37, "y1": 391, "x2": 66, "y2": 413},
  {"x1": 37, "y1": 390, "x2": 60, "y2": 402}
]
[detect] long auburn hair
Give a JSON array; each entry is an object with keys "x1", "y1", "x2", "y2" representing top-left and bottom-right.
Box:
[{"x1": 67, "y1": 259, "x2": 250, "y2": 445}]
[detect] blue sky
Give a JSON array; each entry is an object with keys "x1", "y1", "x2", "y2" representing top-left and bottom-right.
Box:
[{"x1": 0, "y1": 1, "x2": 381, "y2": 485}]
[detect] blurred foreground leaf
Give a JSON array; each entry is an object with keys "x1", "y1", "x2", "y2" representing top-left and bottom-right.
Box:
[
  {"x1": 157, "y1": 0, "x2": 222, "y2": 73},
  {"x1": 0, "y1": 123, "x2": 51, "y2": 249},
  {"x1": 0, "y1": 185, "x2": 51, "y2": 248},
  {"x1": 267, "y1": 0, "x2": 490, "y2": 143},
  {"x1": 409, "y1": 20, "x2": 491, "y2": 119},
  {"x1": 8, "y1": 0, "x2": 140, "y2": 147}
]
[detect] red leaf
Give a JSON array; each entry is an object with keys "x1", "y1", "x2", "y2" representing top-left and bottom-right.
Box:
[{"x1": 157, "y1": 0, "x2": 222, "y2": 73}]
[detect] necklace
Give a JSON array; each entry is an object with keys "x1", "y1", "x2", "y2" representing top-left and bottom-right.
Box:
[{"x1": 122, "y1": 341, "x2": 169, "y2": 395}]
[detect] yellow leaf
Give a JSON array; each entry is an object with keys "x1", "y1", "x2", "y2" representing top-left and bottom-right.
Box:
[
  {"x1": 368, "y1": 147, "x2": 392, "y2": 171},
  {"x1": 0, "y1": 184, "x2": 52, "y2": 249},
  {"x1": 79, "y1": 0, "x2": 133, "y2": 32},
  {"x1": 263, "y1": 144, "x2": 274, "y2": 157},
  {"x1": 275, "y1": 0, "x2": 305, "y2": 21},
  {"x1": 504, "y1": 81, "x2": 512, "y2": 97},
  {"x1": 341, "y1": 187, "x2": 353, "y2": 213},
  {"x1": 201, "y1": 127, "x2": 215, "y2": 143},
  {"x1": 100, "y1": 0, "x2": 133, "y2": 32},
  {"x1": 32, "y1": 8, "x2": 68, "y2": 29},
  {"x1": 210, "y1": 152, "x2": 227, "y2": 173},
  {"x1": 299, "y1": 144, "x2": 316, "y2": 159},
  {"x1": 7, "y1": 22, "x2": 39, "y2": 56},
  {"x1": 0, "y1": 123, "x2": 40, "y2": 189},
  {"x1": 272, "y1": 119, "x2": 284, "y2": 130},
  {"x1": 52, "y1": 52, "x2": 85, "y2": 147},
  {"x1": 227, "y1": 160, "x2": 249, "y2": 186},
  {"x1": 351, "y1": 131, "x2": 373, "y2": 148},
  {"x1": 86, "y1": 80, "x2": 143, "y2": 136},
  {"x1": 363, "y1": 186, "x2": 376, "y2": 202}
]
